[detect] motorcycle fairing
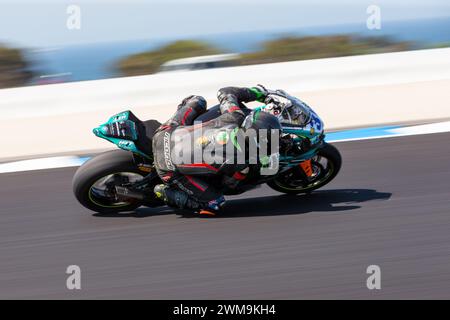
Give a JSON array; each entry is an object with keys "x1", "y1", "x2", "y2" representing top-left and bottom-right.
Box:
[
  {"x1": 253, "y1": 105, "x2": 325, "y2": 165},
  {"x1": 93, "y1": 110, "x2": 152, "y2": 159}
]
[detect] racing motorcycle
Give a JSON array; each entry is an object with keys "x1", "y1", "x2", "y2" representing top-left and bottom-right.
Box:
[{"x1": 72, "y1": 90, "x2": 342, "y2": 213}]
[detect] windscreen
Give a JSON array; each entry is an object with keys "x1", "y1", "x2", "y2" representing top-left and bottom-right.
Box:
[{"x1": 274, "y1": 90, "x2": 312, "y2": 126}]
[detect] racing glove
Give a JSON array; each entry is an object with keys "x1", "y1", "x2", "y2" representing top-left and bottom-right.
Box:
[{"x1": 250, "y1": 84, "x2": 270, "y2": 103}]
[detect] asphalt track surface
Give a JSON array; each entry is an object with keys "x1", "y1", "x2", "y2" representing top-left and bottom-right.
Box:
[{"x1": 1, "y1": 132, "x2": 450, "y2": 299}]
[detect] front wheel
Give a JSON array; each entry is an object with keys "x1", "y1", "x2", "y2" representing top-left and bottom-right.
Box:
[
  {"x1": 72, "y1": 150, "x2": 149, "y2": 213},
  {"x1": 267, "y1": 143, "x2": 342, "y2": 194}
]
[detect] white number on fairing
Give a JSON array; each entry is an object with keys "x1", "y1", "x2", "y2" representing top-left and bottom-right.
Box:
[{"x1": 310, "y1": 113, "x2": 323, "y2": 133}]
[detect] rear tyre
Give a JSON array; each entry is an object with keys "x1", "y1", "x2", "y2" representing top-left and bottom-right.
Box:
[
  {"x1": 267, "y1": 143, "x2": 342, "y2": 194},
  {"x1": 72, "y1": 150, "x2": 146, "y2": 213}
]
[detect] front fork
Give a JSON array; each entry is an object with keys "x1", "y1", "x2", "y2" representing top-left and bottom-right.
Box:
[{"x1": 278, "y1": 138, "x2": 324, "y2": 181}]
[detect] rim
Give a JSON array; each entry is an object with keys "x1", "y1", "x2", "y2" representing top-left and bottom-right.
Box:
[
  {"x1": 88, "y1": 172, "x2": 144, "y2": 208},
  {"x1": 274, "y1": 155, "x2": 335, "y2": 192}
]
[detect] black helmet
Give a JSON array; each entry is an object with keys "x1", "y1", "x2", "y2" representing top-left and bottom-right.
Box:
[
  {"x1": 242, "y1": 109, "x2": 282, "y2": 132},
  {"x1": 241, "y1": 109, "x2": 282, "y2": 163}
]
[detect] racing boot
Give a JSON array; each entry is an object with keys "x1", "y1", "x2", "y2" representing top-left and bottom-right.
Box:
[
  {"x1": 154, "y1": 184, "x2": 224, "y2": 215},
  {"x1": 198, "y1": 196, "x2": 226, "y2": 216},
  {"x1": 154, "y1": 184, "x2": 202, "y2": 210}
]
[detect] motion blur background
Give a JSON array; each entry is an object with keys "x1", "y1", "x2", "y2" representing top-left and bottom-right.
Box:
[
  {"x1": 1, "y1": 0, "x2": 449, "y2": 86},
  {"x1": 1, "y1": 0, "x2": 450, "y2": 159}
]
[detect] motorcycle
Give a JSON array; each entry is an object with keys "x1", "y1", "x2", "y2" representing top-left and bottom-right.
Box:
[{"x1": 72, "y1": 90, "x2": 342, "y2": 213}]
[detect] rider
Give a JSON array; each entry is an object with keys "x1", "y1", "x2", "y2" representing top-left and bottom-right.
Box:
[{"x1": 152, "y1": 85, "x2": 280, "y2": 215}]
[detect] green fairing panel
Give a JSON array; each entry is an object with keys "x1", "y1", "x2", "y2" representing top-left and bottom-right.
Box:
[
  {"x1": 93, "y1": 110, "x2": 151, "y2": 159},
  {"x1": 279, "y1": 147, "x2": 320, "y2": 166},
  {"x1": 254, "y1": 105, "x2": 324, "y2": 164}
]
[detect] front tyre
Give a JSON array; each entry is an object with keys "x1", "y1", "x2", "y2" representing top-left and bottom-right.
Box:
[
  {"x1": 72, "y1": 150, "x2": 146, "y2": 213},
  {"x1": 267, "y1": 143, "x2": 342, "y2": 194}
]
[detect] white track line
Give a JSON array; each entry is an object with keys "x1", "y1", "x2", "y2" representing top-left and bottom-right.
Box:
[
  {"x1": 328, "y1": 121, "x2": 450, "y2": 143},
  {"x1": 0, "y1": 156, "x2": 87, "y2": 174}
]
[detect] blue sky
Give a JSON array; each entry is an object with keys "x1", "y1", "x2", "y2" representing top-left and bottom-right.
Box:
[{"x1": 1, "y1": 0, "x2": 450, "y2": 47}]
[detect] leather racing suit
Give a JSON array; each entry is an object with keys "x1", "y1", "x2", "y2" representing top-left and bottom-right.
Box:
[{"x1": 152, "y1": 86, "x2": 267, "y2": 213}]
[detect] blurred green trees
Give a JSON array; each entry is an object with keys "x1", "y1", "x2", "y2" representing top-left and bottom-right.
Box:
[
  {"x1": 239, "y1": 35, "x2": 412, "y2": 65},
  {"x1": 117, "y1": 35, "x2": 413, "y2": 76},
  {"x1": 118, "y1": 40, "x2": 222, "y2": 76},
  {"x1": 0, "y1": 45, "x2": 33, "y2": 89}
]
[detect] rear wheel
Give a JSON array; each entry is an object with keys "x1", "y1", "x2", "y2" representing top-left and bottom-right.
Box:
[
  {"x1": 72, "y1": 150, "x2": 148, "y2": 213},
  {"x1": 267, "y1": 143, "x2": 342, "y2": 194}
]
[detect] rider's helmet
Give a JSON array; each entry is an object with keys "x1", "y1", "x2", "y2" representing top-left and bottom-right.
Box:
[
  {"x1": 242, "y1": 109, "x2": 282, "y2": 132},
  {"x1": 241, "y1": 110, "x2": 282, "y2": 168},
  {"x1": 263, "y1": 90, "x2": 311, "y2": 126}
]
